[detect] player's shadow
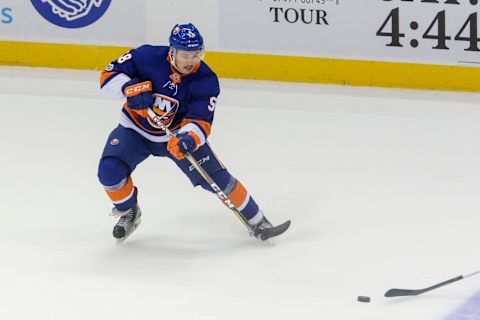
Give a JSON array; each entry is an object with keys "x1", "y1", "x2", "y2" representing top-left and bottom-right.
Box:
[{"x1": 79, "y1": 209, "x2": 296, "y2": 282}]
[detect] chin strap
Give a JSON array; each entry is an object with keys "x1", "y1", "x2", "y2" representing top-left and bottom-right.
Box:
[{"x1": 168, "y1": 47, "x2": 181, "y2": 73}]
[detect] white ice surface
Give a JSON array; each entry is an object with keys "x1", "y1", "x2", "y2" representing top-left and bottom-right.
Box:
[{"x1": 0, "y1": 67, "x2": 479, "y2": 320}]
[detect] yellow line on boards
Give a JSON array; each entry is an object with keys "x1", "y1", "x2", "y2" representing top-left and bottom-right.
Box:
[
  {"x1": 206, "y1": 52, "x2": 480, "y2": 92},
  {"x1": 0, "y1": 41, "x2": 478, "y2": 92}
]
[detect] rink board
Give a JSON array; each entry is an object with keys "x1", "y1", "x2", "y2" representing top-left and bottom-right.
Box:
[{"x1": 0, "y1": 40, "x2": 479, "y2": 92}]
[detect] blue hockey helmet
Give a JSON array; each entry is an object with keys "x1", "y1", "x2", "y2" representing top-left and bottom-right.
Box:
[{"x1": 169, "y1": 23, "x2": 204, "y2": 51}]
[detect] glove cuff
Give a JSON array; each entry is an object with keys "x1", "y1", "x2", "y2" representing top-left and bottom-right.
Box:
[
  {"x1": 187, "y1": 131, "x2": 201, "y2": 150},
  {"x1": 121, "y1": 77, "x2": 139, "y2": 92}
]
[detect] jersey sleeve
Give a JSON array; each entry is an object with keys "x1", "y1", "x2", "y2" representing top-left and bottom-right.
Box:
[
  {"x1": 179, "y1": 73, "x2": 220, "y2": 146},
  {"x1": 99, "y1": 48, "x2": 141, "y2": 99}
]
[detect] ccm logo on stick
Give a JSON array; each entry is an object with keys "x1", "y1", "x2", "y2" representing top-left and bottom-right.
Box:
[{"x1": 189, "y1": 156, "x2": 210, "y2": 171}]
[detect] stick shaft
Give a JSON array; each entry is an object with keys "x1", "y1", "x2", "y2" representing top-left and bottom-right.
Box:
[
  {"x1": 147, "y1": 109, "x2": 253, "y2": 234},
  {"x1": 420, "y1": 275, "x2": 463, "y2": 293},
  {"x1": 385, "y1": 270, "x2": 480, "y2": 297},
  {"x1": 464, "y1": 270, "x2": 480, "y2": 278}
]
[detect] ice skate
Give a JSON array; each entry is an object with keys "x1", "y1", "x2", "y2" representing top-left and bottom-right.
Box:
[
  {"x1": 111, "y1": 202, "x2": 142, "y2": 243},
  {"x1": 251, "y1": 216, "x2": 273, "y2": 239}
]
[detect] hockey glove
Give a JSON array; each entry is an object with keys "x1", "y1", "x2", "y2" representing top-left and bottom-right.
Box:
[
  {"x1": 122, "y1": 78, "x2": 155, "y2": 110},
  {"x1": 167, "y1": 132, "x2": 200, "y2": 160}
]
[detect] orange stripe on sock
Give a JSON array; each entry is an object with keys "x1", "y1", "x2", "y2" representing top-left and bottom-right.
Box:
[
  {"x1": 229, "y1": 181, "x2": 248, "y2": 208},
  {"x1": 106, "y1": 177, "x2": 134, "y2": 202}
]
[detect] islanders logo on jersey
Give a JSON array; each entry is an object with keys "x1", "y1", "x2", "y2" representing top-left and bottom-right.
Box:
[
  {"x1": 31, "y1": 0, "x2": 111, "y2": 28},
  {"x1": 148, "y1": 94, "x2": 180, "y2": 129}
]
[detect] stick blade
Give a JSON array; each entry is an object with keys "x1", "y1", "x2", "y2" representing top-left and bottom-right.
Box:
[
  {"x1": 384, "y1": 275, "x2": 465, "y2": 298},
  {"x1": 384, "y1": 288, "x2": 420, "y2": 297}
]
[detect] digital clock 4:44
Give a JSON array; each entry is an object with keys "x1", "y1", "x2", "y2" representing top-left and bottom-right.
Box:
[{"x1": 377, "y1": 8, "x2": 480, "y2": 51}]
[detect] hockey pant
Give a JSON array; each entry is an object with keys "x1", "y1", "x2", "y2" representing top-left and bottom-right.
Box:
[{"x1": 97, "y1": 125, "x2": 263, "y2": 224}]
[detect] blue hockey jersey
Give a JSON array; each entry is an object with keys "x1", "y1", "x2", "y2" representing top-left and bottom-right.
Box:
[{"x1": 99, "y1": 45, "x2": 220, "y2": 145}]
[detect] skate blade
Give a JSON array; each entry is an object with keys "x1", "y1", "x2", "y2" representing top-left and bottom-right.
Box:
[{"x1": 115, "y1": 219, "x2": 141, "y2": 244}]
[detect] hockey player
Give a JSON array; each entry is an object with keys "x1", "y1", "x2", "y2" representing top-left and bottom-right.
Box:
[{"x1": 97, "y1": 23, "x2": 288, "y2": 242}]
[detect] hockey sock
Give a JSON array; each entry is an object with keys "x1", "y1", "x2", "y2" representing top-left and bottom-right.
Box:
[
  {"x1": 202, "y1": 170, "x2": 263, "y2": 225},
  {"x1": 103, "y1": 177, "x2": 137, "y2": 212},
  {"x1": 227, "y1": 179, "x2": 263, "y2": 224},
  {"x1": 98, "y1": 157, "x2": 137, "y2": 211}
]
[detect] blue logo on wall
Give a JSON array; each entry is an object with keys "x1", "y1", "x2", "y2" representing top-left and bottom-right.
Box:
[
  {"x1": 31, "y1": 0, "x2": 111, "y2": 29},
  {"x1": 1, "y1": 8, "x2": 13, "y2": 24}
]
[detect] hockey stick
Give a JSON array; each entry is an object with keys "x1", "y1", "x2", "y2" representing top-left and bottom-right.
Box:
[
  {"x1": 146, "y1": 108, "x2": 254, "y2": 235},
  {"x1": 384, "y1": 270, "x2": 480, "y2": 297}
]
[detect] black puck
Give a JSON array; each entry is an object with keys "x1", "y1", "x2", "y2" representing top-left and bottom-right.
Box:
[{"x1": 357, "y1": 296, "x2": 371, "y2": 303}]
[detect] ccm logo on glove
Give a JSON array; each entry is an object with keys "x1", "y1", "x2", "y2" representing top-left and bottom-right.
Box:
[
  {"x1": 122, "y1": 78, "x2": 155, "y2": 110},
  {"x1": 124, "y1": 81, "x2": 152, "y2": 97}
]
